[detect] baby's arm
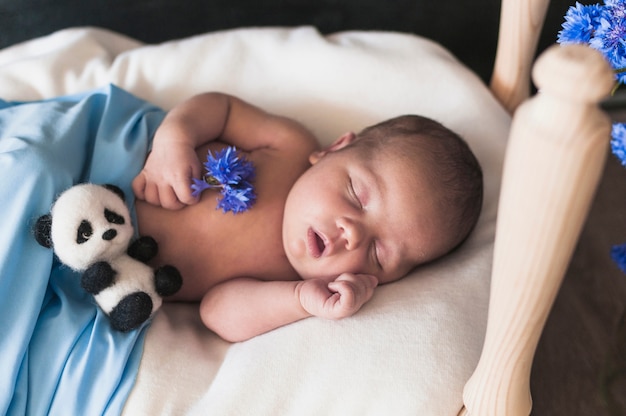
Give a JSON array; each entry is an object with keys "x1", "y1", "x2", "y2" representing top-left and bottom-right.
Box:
[
  {"x1": 200, "y1": 273, "x2": 378, "y2": 342},
  {"x1": 133, "y1": 93, "x2": 317, "y2": 209}
]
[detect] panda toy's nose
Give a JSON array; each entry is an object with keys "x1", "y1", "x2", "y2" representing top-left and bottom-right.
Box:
[{"x1": 102, "y1": 229, "x2": 117, "y2": 241}]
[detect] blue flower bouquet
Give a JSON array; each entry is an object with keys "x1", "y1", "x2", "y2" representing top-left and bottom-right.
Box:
[{"x1": 191, "y1": 146, "x2": 256, "y2": 214}]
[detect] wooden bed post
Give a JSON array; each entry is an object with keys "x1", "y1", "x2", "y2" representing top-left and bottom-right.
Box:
[
  {"x1": 460, "y1": 44, "x2": 615, "y2": 416},
  {"x1": 490, "y1": 0, "x2": 549, "y2": 113}
]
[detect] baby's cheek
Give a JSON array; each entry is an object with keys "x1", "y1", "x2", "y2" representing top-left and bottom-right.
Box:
[{"x1": 379, "y1": 263, "x2": 416, "y2": 285}]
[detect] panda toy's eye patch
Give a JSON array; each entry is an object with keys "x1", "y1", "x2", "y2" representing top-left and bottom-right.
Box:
[
  {"x1": 105, "y1": 208, "x2": 125, "y2": 225},
  {"x1": 77, "y1": 220, "x2": 93, "y2": 244}
]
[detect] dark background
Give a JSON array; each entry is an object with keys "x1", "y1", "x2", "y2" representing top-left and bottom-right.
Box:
[{"x1": 1, "y1": 1, "x2": 624, "y2": 414}]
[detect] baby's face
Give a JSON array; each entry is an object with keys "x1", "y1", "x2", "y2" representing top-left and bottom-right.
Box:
[{"x1": 283, "y1": 142, "x2": 442, "y2": 284}]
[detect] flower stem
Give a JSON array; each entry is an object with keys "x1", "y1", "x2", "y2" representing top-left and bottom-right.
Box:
[{"x1": 612, "y1": 82, "x2": 621, "y2": 96}]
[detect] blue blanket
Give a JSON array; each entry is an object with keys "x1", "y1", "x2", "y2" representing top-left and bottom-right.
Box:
[{"x1": 0, "y1": 85, "x2": 166, "y2": 416}]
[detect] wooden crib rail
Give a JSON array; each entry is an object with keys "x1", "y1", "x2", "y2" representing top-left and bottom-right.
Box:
[
  {"x1": 460, "y1": 44, "x2": 615, "y2": 416},
  {"x1": 490, "y1": 0, "x2": 549, "y2": 113}
]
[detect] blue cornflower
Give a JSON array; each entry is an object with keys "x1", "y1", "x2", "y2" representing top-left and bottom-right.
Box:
[
  {"x1": 590, "y1": 16, "x2": 626, "y2": 68},
  {"x1": 605, "y1": 0, "x2": 626, "y2": 20},
  {"x1": 205, "y1": 146, "x2": 256, "y2": 186},
  {"x1": 218, "y1": 184, "x2": 256, "y2": 214},
  {"x1": 611, "y1": 123, "x2": 626, "y2": 166},
  {"x1": 557, "y1": 2, "x2": 603, "y2": 44},
  {"x1": 190, "y1": 146, "x2": 256, "y2": 214},
  {"x1": 559, "y1": 1, "x2": 626, "y2": 84}
]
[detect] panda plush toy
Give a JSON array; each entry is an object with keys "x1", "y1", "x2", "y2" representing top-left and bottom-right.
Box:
[{"x1": 34, "y1": 183, "x2": 182, "y2": 332}]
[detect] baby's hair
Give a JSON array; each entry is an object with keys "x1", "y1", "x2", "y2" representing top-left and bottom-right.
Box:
[{"x1": 354, "y1": 114, "x2": 483, "y2": 259}]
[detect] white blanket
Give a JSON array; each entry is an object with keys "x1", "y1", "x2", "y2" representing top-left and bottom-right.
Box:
[{"x1": 0, "y1": 26, "x2": 510, "y2": 415}]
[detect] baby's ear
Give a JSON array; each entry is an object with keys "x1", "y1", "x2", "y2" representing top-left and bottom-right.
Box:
[{"x1": 309, "y1": 132, "x2": 357, "y2": 164}]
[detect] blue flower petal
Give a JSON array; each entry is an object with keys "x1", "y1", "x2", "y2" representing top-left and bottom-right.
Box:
[
  {"x1": 591, "y1": 15, "x2": 626, "y2": 65},
  {"x1": 605, "y1": 0, "x2": 626, "y2": 20},
  {"x1": 191, "y1": 178, "x2": 211, "y2": 198},
  {"x1": 205, "y1": 146, "x2": 256, "y2": 185},
  {"x1": 611, "y1": 242, "x2": 626, "y2": 274},
  {"x1": 217, "y1": 184, "x2": 257, "y2": 214},
  {"x1": 611, "y1": 123, "x2": 626, "y2": 166}
]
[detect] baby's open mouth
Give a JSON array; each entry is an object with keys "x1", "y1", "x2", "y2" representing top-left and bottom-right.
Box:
[
  {"x1": 315, "y1": 232, "x2": 325, "y2": 255},
  {"x1": 307, "y1": 228, "x2": 326, "y2": 258}
]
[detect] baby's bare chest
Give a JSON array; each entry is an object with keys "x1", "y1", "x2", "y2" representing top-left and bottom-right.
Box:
[{"x1": 136, "y1": 153, "x2": 306, "y2": 300}]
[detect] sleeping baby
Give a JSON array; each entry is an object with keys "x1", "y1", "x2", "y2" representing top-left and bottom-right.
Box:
[{"x1": 132, "y1": 92, "x2": 483, "y2": 342}]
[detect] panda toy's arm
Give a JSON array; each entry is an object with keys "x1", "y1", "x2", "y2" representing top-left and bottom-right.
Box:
[
  {"x1": 127, "y1": 236, "x2": 159, "y2": 263},
  {"x1": 81, "y1": 262, "x2": 117, "y2": 295}
]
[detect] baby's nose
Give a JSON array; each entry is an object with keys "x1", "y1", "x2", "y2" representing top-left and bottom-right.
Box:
[{"x1": 339, "y1": 218, "x2": 364, "y2": 250}]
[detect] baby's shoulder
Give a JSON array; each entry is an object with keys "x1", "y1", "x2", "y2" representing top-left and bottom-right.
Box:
[
  {"x1": 252, "y1": 142, "x2": 310, "y2": 180},
  {"x1": 249, "y1": 116, "x2": 317, "y2": 170}
]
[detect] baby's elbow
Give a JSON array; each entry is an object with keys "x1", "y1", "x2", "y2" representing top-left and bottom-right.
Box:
[
  {"x1": 207, "y1": 322, "x2": 250, "y2": 343},
  {"x1": 199, "y1": 295, "x2": 253, "y2": 343}
]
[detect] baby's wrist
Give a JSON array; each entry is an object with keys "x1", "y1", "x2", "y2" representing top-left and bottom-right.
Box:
[
  {"x1": 154, "y1": 119, "x2": 198, "y2": 149},
  {"x1": 294, "y1": 280, "x2": 310, "y2": 313},
  {"x1": 295, "y1": 280, "x2": 321, "y2": 318}
]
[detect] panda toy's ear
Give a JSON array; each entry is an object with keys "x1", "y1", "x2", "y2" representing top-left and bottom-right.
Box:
[
  {"x1": 103, "y1": 184, "x2": 125, "y2": 202},
  {"x1": 34, "y1": 214, "x2": 53, "y2": 248}
]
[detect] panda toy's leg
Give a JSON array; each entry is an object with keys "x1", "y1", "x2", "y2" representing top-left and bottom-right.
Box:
[{"x1": 109, "y1": 292, "x2": 153, "y2": 332}]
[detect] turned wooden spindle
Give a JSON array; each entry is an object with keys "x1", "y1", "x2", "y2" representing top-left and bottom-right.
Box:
[
  {"x1": 460, "y1": 44, "x2": 615, "y2": 416},
  {"x1": 490, "y1": 0, "x2": 549, "y2": 113}
]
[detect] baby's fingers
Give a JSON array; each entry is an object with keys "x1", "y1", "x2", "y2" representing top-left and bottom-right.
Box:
[
  {"x1": 132, "y1": 172, "x2": 148, "y2": 200},
  {"x1": 327, "y1": 274, "x2": 378, "y2": 316},
  {"x1": 158, "y1": 185, "x2": 187, "y2": 210},
  {"x1": 171, "y1": 174, "x2": 199, "y2": 207},
  {"x1": 142, "y1": 181, "x2": 162, "y2": 207},
  {"x1": 332, "y1": 273, "x2": 378, "y2": 293},
  {"x1": 138, "y1": 180, "x2": 182, "y2": 210}
]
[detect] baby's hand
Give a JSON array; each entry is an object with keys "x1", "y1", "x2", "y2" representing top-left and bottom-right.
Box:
[
  {"x1": 133, "y1": 141, "x2": 201, "y2": 210},
  {"x1": 298, "y1": 273, "x2": 378, "y2": 320}
]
